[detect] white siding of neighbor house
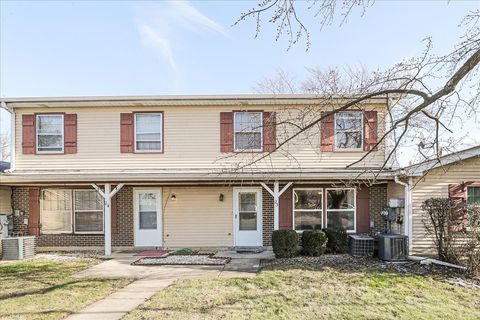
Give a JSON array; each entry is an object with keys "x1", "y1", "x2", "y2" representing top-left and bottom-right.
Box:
[
  {"x1": 162, "y1": 186, "x2": 233, "y2": 247},
  {"x1": 0, "y1": 186, "x2": 12, "y2": 214},
  {"x1": 411, "y1": 156, "x2": 480, "y2": 255},
  {"x1": 14, "y1": 104, "x2": 386, "y2": 172}
]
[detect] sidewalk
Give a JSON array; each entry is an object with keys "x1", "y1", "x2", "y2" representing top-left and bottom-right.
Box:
[{"x1": 66, "y1": 251, "x2": 270, "y2": 320}]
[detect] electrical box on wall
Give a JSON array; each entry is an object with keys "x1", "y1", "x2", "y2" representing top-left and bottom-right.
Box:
[{"x1": 389, "y1": 198, "x2": 405, "y2": 208}]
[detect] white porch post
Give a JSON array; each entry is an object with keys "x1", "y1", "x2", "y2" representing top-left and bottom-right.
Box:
[
  {"x1": 260, "y1": 181, "x2": 293, "y2": 230},
  {"x1": 92, "y1": 183, "x2": 125, "y2": 256},
  {"x1": 104, "y1": 184, "x2": 112, "y2": 256}
]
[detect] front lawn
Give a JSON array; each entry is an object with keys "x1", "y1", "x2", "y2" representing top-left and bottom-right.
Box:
[
  {"x1": 125, "y1": 256, "x2": 480, "y2": 320},
  {"x1": 0, "y1": 256, "x2": 132, "y2": 320}
]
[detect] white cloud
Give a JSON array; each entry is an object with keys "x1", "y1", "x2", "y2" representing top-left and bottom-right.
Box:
[{"x1": 135, "y1": 1, "x2": 228, "y2": 73}]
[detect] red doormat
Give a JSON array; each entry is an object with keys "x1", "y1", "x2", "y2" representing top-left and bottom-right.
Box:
[{"x1": 134, "y1": 250, "x2": 169, "y2": 257}]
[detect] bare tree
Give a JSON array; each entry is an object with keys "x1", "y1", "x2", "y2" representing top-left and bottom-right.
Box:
[
  {"x1": 228, "y1": 2, "x2": 480, "y2": 179},
  {"x1": 0, "y1": 132, "x2": 10, "y2": 162}
]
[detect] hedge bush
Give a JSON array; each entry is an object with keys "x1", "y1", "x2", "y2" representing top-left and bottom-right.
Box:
[
  {"x1": 272, "y1": 230, "x2": 298, "y2": 258},
  {"x1": 322, "y1": 228, "x2": 348, "y2": 253},
  {"x1": 301, "y1": 230, "x2": 327, "y2": 256}
]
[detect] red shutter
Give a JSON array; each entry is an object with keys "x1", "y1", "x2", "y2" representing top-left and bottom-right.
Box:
[
  {"x1": 220, "y1": 112, "x2": 234, "y2": 152},
  {"x1": 120, "y1": 113, "x2": 134, "y2": 153},
  {"x1": 448, "y1": 183, "x2": 467, "y2": 232},
  {"x1": 28, "y1": 188, "x2": 40, "y2": 236},
  {"x1": 356, "y1": 187, "x2": 370, "y2": 233},
  {"x1": 111, "y1": 194, "x2": 118, "y2": 235},
  {"x1": 64, "y1": 114, "x2": 77, "y2": 154},
  {"x1": 364, "y1": 111, "x2": 378, "y2": 151},
  {"x1": 279, "y1": 187, "x2": 293, "y2": 230},
  {"x1": 263, "y1": 111, "x2": 276, "y2": 152},
  {"x1": 320, "y1": 112, "x2": 334, "y2": 152},
  {"x1": 22, "y1": 115, "x2": 36, "y2": 154}
]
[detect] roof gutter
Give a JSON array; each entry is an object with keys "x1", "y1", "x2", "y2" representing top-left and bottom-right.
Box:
[{"x1": 394, "y1": 175, "x2": 413, "y2": 253}]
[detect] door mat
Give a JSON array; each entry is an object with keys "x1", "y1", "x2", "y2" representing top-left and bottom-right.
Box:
[
  {"x1": 133, "y1": 254, "x2": 231, "y2": 266},
  {"x1": 134, "y1": 250, "x2": 169, "y2": 257}
]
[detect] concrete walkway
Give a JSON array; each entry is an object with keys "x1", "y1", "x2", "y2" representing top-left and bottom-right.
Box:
[{"x1": 67, "y1": 251, "x2": 272, "y2": 320}]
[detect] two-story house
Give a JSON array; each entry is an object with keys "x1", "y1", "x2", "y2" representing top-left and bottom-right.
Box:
[{"x1": 0, "y1": 94, "x2": 399, "y2": 255}]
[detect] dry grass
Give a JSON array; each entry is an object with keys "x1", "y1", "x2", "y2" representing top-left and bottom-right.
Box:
[
  {"x1": 125, "y1": 260, "x2": 480, "y2": 320},
  {"x1": 0, "y1": 257, "x2": 131, "y2": 320}
]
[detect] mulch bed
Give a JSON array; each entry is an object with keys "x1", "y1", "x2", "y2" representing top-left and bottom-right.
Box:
[{"x1": 132, "y1": 254, "x2": 231, "y2": 266}]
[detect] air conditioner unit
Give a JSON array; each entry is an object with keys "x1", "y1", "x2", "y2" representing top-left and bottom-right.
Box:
[
  {"x1": 2, "y1": 236, "x2": 36, "y2": 260},
  {"x1": 349, "y1": 235, "x2": 374, "y2": 257},
  {"x1": 377, "y1": 234, "x2": 408, "y2": 261}
]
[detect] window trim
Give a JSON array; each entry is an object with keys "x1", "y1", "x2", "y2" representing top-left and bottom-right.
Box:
[
  {"x1": 40, "y1": 188, "x2": 105, "y2": 235},
  {"x1": 233, "y1": 111, "x2": 263, "y2": 152},
  {"x1": 134, "y1": 112, "x2": 164, "y2": 153},
  {"x1": 467, "y1": 185, "x2": 480, "y2": 228},
  {"x1": 292, "y1": 188, "x2": 324, "y2": 232},
  {"x1": 325, "y1": 188, "x2": 357, "y2": 233},
  {"x1": 73, "y1": 189, "x2": 104, "y2": 234},
  {"x1": 334, "y1": 111, "x2": 363, "y2": 152},
  {"x1": 36, "y1": 114, "x2": 65, "y2": 154}
]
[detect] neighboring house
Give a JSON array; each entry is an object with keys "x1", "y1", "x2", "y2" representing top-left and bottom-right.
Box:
[
  {"x1": 0, "y1": 94, "x2": 401, "y2": 254},
  {"x1": 397, "y1": 146, "x2": 480, "y2": 256}
]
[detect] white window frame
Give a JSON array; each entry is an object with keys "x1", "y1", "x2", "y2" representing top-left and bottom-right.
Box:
[
  {"x1": 334, "y1": 111, "x2": 363, "y2": 151},
  {"x1": 134, "y1": 113, "x2": 163, "y2": 153},
  {"x1": 467, "y1": 185, "x2": 480, "y2": 228},
  {"x1": 40, "y1": 189, "x2": 73, "y2": 234},
  {"x1": 36, "y1": 114, "x2": 64, "y2": 154},
  {"x1": 73, "y1": 189, "x2": 104, "y2": 234},
  {"x1": 234, "y1": 111, "x2": 263, "y2": 152},
  {"x1": 292, "y1": 188, "x2": 324, "y2": 232},
  {"x1": 325, "y1": 188, "x2": 357, "y2": 233}
]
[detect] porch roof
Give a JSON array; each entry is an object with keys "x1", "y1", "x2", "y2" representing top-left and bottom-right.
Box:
[{"x1": 0, "y1": 168, "x2": 394, "y2": 185}]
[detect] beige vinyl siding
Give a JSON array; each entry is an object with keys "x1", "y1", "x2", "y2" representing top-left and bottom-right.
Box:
[
  {"x1": 14, "y1": 104, "x2": 386, "y2": 172},
  {"x1": 162, "y1": 186, "x2": 233, "y2": 247},
  {"x1": 387, "y1": 182, "x2": 405, "y2": 201},
  {"x1": 411, "y1": 156, "x2": 480, "y2": 256},
  {"x1": 0, "y1": 186, "x2": 12, "y2": 215}
]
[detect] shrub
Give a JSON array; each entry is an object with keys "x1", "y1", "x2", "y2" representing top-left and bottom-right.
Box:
[
  {"x1": 272, "y1": 230, "x2": 298, "y2": 258},
  {"x1": 322, "y1": 228, "x2": 348, "y2": 254},
  {"x1": 301, "y1": 230, "x2": 327, "y2": 256}
]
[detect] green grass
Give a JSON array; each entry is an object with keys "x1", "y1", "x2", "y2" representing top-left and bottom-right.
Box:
[
  {"x1": 0, "y1": 258, "x2": 132, "y2": 320},
  {"x1": 125, "y1": 264, "x2": 480, "y2": 320}
]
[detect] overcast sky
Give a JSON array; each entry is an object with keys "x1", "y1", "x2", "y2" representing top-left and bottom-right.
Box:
[{"x1": 0, "y1": 0, "x2": 478, "y2": 161}]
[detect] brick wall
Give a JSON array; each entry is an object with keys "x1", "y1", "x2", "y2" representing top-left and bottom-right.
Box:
[
  {"x1": 11, "y1": 186, "x2": 134, "y2": 248},
  {"x1": 11, "y1": 188, "x2": 30, "y2": 236},
  {"x1": 262, "y1": 187, "x2": 274, "y2": 246},
  {"x1": 369, "y1": 184, "x2": 388, "y2": 234}
]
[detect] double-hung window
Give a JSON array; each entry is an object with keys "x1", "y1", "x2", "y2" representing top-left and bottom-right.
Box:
[
  {"x1": 135, "y1": 113, "x2": 163, "y2": 152},
  {"x1": 326, "y1": 188, "x2": 356, "y2": 232},
  {"x1": 41, "y1": 189, "x2": 104, "y2": 234},
  {"x1": 74, "y1": 190, "x2": 104, "y2": 233},
  {"x1": 234, "y1": 112, "x2": 262, "y2": 151},
  {"x1": 36, "y1": 114, "x2": 64, "y2": 153},
  {"x1": 335, "y1": 112, "x2": 363, "y2": 150},
  {"x1": 293, "y1": 189, "x2": 323, "y2": 231}
]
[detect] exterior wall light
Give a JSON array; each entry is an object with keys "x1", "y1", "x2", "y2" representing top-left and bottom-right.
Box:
[
  {"x1": 171, "y1": 194, "x2": 177, "y2": 201},
  {"x1": 219, "y1": 193, "x2": 224, "y2": 202}
]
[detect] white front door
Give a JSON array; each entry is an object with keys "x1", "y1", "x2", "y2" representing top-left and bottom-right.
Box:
[
  {"x1": 134, "y1": 189, "x2": 162, "y2": 247},
  {"x1": 234, "y1": 188, "x2": 263, "y2": 246}
]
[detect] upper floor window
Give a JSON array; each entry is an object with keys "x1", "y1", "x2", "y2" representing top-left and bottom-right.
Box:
[
  {"x1": 135, "y1": 113, "x2": 163, "y2": 152},
  {"x1": 36, "y1": 114, "x2": 64, "y2": 153},
  {"x1": 234, "y1": 112, "x2": 262, "y2": 151},
  {"x1": 335, "y1": 112, "x2": 363, "y2": 150}
]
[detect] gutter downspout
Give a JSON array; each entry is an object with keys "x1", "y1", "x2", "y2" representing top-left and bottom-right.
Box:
[
  {"x1": 0, "y1": 102, "x2": 14, "y2": 172},
  {"x1": 395, "y1": 175, "x2": 413, "y2": 254}
]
